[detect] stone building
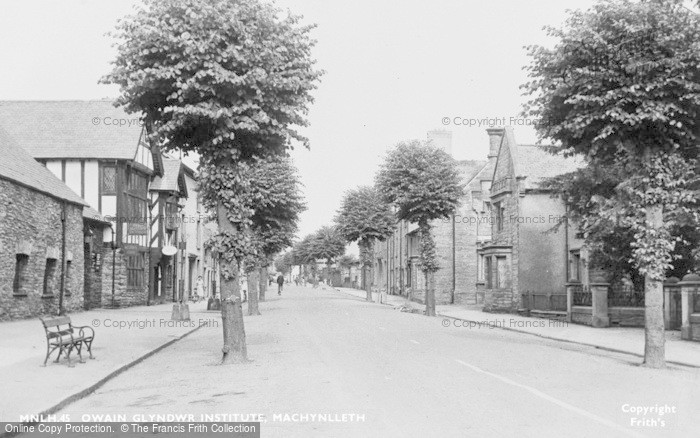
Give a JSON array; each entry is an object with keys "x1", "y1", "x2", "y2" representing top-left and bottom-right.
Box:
[
  {"x1": 373, "y1": 129, "x2": 499, "y2": 305},
  {"x1": 482, "y1": 126, "x2": 584, "y2": 312},
  {"x1": 0, "y1": 100, "x2": 164, "y2": 308},
  {"x1": 0, "y1": 129, "x2": 88, "y2": 321}
]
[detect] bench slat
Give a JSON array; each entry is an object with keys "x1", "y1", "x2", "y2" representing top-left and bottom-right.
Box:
[{"x1": 41, "y1": 316, "x2": 72, "y2": 327}]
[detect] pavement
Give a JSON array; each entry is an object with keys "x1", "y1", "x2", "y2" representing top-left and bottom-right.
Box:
[
  {"x1": 0, "y1": 301, "x2": 218, "y2": 424},
  {"x1": 50, "y1": 285, "x2": 699, "y2": 437},
  {"x1": 334, "y1": 287, "x2": 700, "y2": 368}
]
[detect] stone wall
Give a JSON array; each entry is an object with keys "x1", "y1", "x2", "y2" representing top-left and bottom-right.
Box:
[
  {"x1": 0, "y1": 179, "x2": 85, "y2": 321},
  {"x1": 100, "y1": 246, "x2": 149, "y2": 308}
]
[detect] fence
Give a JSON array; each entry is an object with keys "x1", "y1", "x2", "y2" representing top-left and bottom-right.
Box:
[
  {"x1": 570, "y1": 284, "x2": 591, "y2": 306},
  {"x1": 608, "y1": 284, "x2": 644, "y2": 307}
]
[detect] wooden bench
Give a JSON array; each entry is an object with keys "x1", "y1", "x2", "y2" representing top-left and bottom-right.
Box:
[{"x1": 40, "y1": 316, "x2": 95, "y2": 367}]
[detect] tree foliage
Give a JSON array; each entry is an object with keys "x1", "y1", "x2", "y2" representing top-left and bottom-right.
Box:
[
  {"x1": 248, "y1": 156, "x2": 306, "y2": 258},
  {"x1": 522, "y1": 0, "x2": 700, "y2": 280},
  {"x1": 103, "y1": 0, "x2": 323, "y2": 274},
  {"x1": 375, "y1": 140, "x2": 463, "y2": 274},
  {"x1": 335, "y1": 186, "x2": 395, "y2": 246}
]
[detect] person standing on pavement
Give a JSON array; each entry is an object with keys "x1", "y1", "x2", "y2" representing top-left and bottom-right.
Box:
[{"x1": 277, "y1": 274, "x2": 285, "y2": 295}]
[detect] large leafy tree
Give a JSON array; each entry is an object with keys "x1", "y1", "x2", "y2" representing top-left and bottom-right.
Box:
[
  {"x1": 522, "y1": 0, "x2": 700, "y2": 368},
  {"x1": 308, "y1": 226, "x2": 346, "y2": 267},
  {"x1": 103, "y1": 0, "x2": 322, "y2": 364},
  {"x1": 376, "y1": 140, "x2": 463, "y2": 316},
  {"x1": 335, "y1": 186, "x2": 395, "y2": 301},
  {"x1": 543, "y1": 165, "x2": 700, "y2": 287},
  {"x1": 246, "y1": 155, "x2": 305, "y2": 312}
]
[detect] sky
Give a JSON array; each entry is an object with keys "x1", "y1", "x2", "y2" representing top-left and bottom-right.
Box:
[{"x1": 0, "y1": 0, "x2": 603, "y2": 246}]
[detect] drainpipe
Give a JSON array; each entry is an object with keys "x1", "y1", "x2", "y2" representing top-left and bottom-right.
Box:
[
  {"x1": 452, "y1": 214, "x2": 456, "y2": 304},
  {"x1": 564, "y1": 205, "x2": 570, "y2": 284},
  {"x1": 109, "y1": 223, "x2": 116, "y2": 308},
  {"x1": 58, "y1": 202, "x2": 67, "y2": 316}
]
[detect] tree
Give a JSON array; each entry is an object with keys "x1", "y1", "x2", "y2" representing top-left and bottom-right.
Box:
[
  {"x1": 308, "y1": 226, "x2": 346, "y2": 274},
  {"x1": 246, "y1": 155, "x2": 306, "y2": 310},
  {"x1": 376, "y1": 140, "x2": 463, "y2": 316},
  {"x1": 335, "y1": 186, "x2": 395, "y2": 301},
  {"x1": 543, "y1": 165, "x2": 700, "y2": 287},
  {"x1": 104, "y1": 0, "x2": 322, "y2": 364},
  {"x1": 522, "y1": 0, "x2": 700, "y2": 368}
]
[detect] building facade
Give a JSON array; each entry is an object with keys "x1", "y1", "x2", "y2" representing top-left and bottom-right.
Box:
[
  {"x1": 482, "y1": 127, "x2": 584, "y2": 312},
  {"x1": 0, "y1": 129, "x2": 88, "y2": 321},
  {"x1": 0, "y1": 100, "x2": 165, "y2": 308}
]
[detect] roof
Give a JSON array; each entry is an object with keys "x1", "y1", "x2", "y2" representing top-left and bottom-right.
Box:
[
  {"x1": 502, "y1": 127, "x2": 584, "y2": 190},
  {"x1": 83, "y1": 205, "x2": 110, "y2": 224},
  {"x1": 150, "y1": 158, "x2": 188, "y2": 197},
  {"x1": 0, "y1": 100, "x2": 144, "y2": 159},
  {"x1": 457, "y1": 159, "x2": 488, "y2": 188},
  {"x1": 0, "y1": 128, "x2": 87, "y2": 206}
]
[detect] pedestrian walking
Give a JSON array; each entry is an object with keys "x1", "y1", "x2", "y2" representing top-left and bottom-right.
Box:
[
  {"x1": 277, "y1": 274, "x2": 285, "y2": 295},
  {"x1": 195, "y1": 276, "x2": 205, "y2": 299}
]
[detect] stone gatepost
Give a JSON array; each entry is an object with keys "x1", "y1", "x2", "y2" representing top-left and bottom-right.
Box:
[
  {"x1": 565, "y1": 282, "x2": 579, "y2": 323},
  {"x1": 590, "y1": 275, "x2": 610, "y2": 328},
  {"x1": 679, "y1": 273, "x2": 700, "y2": 341},
  {"x1": 663, "y1": 277, "x2": 680, "y2": 330}
]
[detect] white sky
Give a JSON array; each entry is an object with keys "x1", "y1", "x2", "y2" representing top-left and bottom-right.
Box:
[{"x1": 0, "y1": 0, "x2": 601, "y2": 244}]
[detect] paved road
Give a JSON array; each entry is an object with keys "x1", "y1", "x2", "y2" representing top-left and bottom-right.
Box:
[{"x1": 53, "y1": 286, "x2": 698, "y2": 437}]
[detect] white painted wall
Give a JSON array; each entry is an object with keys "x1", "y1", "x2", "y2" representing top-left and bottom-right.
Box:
[
  {"x1": 46, "y1": 160, "x2": 61, "y2": 180},
  {"x1": 64, "y1": 160, "x2": 81, "y2": 197},
  {"x1": 84, "y1": 160, "x2": 99, "y2": 210}
]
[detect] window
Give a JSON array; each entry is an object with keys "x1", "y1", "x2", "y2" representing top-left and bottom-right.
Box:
[
  {"x1": 101, "y1": 165, "x2": 116, "y2": 195},
  {"x1": 477, "y1": 253, "x2": 485, "y2": 282},
  {"x1": 13, "y1": 254, "x2": 29, "y2": 296},
  {"x1": 494, "y1": 202, "x2": 505, "y2": 232},
  {"x1": 486, "y1": 257, "x2": 493, "y2": 289},
  {"x1": 496, "y1": 256, "x2": 507, "y2": 289},
  {"x1": 126, "y1": 254, "x2": 145, "y2": 289},
  {"x1": 43, "y1": 258, "x2": 58, "y2": 296},
  {"x1": 166, "y1": 264, "x2": 173, "y2": 288}
]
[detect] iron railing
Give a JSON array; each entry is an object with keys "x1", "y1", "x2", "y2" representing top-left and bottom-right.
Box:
[
  {"x1": 608, "y1": 284, "x2": 644, "y2": 307},
  {"x1": 571, "y1": 284, "x2": 592, "y2": 306}
]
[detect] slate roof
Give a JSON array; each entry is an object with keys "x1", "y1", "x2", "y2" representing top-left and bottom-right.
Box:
[
  {"x1": 457, "y1": 159, "x2": 487, "y2": 187},
  {"x1": 0, "y1": 128, "x2": 87, "y2": 206},
  {"x1": 0, "y1": 100, "x2": 144, "y2": 159},
  {"x1": 83, "y1": 205, "x2": 109, "y2": 224},
  {"x1": 151, "y1": 158, "x2": 188, "y2": 197},
  {"x1": 502, "y1": 127, "x2": 584, "y2": 190}
]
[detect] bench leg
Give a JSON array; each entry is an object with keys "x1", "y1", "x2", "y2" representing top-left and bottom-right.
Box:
[
  {"x1": 75, "y1": 342, "x2": 85, "y2": 364},
  {"x1": 85, "y1": 338, "x2": 95, "y2": 359},
  {"x1": 65, "y1": 344, "x2": 75, "y2": 368},
  {"x1": 43, "y1": 344, "x2": 56, "y2": 367}
]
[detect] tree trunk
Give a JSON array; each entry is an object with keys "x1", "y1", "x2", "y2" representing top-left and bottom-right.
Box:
[
  {"x1": 643, "y1": 204, "x2": 665, "y2": 368},
  {"x1": 259, "y1": 266, "x2": 267, "y2": 302},
  {"x1": 248, "y1": 267, "x2": 261, "y2": 316},
  {"x1": 217, "y1": 202, "x2": 248, "y2": 364},
  {"x1": 419, "y1": 220, "x2": 437, "y2": 317},
  {"x1": 424, "y1": 271, "x2": 436, "y2": 316}
]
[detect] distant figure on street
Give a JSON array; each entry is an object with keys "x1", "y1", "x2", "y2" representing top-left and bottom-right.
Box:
[
  {"x1": 195, "y1": 276, "x2": 205, "y2": 299},
  {"x1": 277, "y1": 274, "x2": 285, "y2": 295}
]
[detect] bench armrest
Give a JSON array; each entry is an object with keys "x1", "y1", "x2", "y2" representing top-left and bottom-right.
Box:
[{"x1": 75, "y1": 326, "x2": 95, "y2": 339}]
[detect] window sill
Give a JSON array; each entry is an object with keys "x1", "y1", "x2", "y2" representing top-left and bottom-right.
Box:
[
  {"x1": 41, "y1": 294, "x2": 55, "y2": 299},
  {"x1": 13, "y1": 293, "x2": 28, "y2": 298}
]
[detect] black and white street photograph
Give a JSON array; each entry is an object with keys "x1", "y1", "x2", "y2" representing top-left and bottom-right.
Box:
[{"x1": 1, "y1": 0, "x2": 700, "y2": 437}]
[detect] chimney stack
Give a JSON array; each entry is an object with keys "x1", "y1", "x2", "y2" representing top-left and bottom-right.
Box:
[
  {"x1": 486, "y1": 128, "x2": 504, "y2": 159},
  {"x1": 427, "y1": 129, "x2": 453, "y2": 156}
]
